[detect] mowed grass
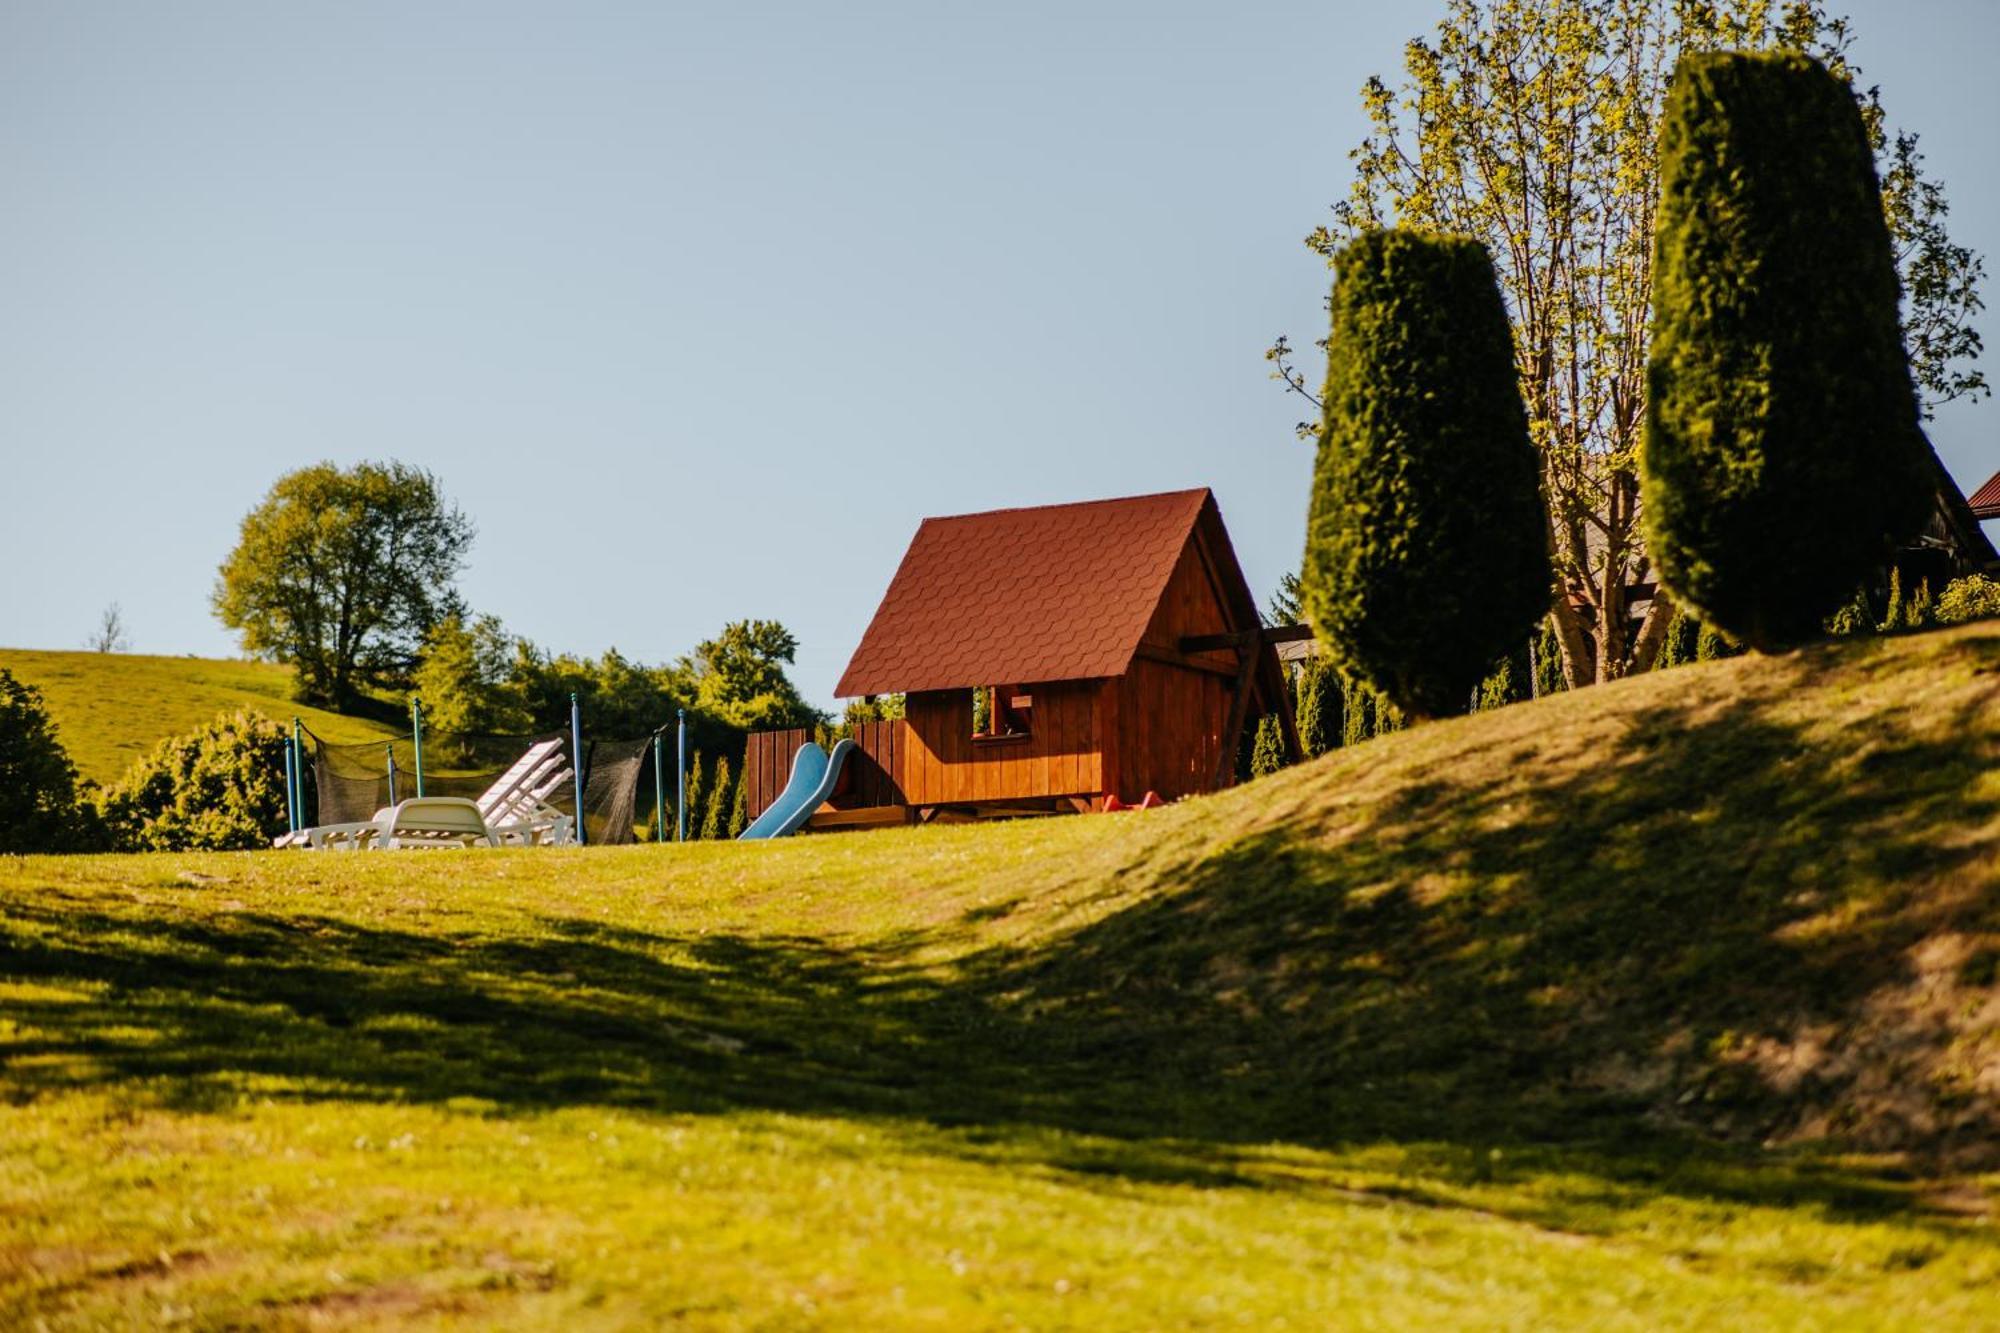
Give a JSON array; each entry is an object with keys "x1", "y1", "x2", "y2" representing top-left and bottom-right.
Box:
[
  {"x1": 4, "y1": 624, "x2": 2000, "y2": 1328},
  {"x1": 0, "y1": 649, "x2": 398, "y2": 786}
]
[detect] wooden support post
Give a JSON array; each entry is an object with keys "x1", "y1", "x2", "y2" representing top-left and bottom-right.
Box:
[{"x1": 1213, "y1": 642, "x2": 1260, "y2": 790}]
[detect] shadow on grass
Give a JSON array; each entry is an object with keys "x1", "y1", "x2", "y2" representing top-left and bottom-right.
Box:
[{"x1": 3, "y1": 633, "x2": 1998, "y2": 1232}]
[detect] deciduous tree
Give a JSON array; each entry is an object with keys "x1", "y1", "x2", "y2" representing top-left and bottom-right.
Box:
[{"x1": 213, "y1": 462, "x2": 473, "y2": 706}]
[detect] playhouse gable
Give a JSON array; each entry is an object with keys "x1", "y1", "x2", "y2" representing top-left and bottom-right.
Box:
[{"x1": 835, "y1": 489, "x2": 1218, "y2": 697}]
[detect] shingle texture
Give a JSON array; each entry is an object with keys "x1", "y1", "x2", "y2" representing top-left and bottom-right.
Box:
[
  {"x1": 835, "y1": 489, "x2": 1213, "y2": 697},
  {"x1": 1968, "y1": 470, "x2": 2000, "y2": 520}
]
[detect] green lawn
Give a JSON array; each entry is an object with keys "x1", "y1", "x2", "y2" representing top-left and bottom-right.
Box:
[
  {"x1": 0, "y1": 649, "x2": 399, "y2": 786},
  {"x1": 3, "y1": 625, "x2": 1998, "y2": 1328}
]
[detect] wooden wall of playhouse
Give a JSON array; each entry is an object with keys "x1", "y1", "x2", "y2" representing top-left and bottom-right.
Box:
[
  {"x1": 741, "y1": 666, "x2": 1242, "y2": 825},
  {"x1": 742, "y1": 679, "x2": 1111, "y2": 823}
]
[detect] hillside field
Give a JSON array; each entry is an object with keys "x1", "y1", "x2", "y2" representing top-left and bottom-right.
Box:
[
  {"x1": 3, "y1": 624, "x2": 1998, "y2": 1328},
  {"x1": 0, "y1": 649, "x2": 399, "y2": 786}
]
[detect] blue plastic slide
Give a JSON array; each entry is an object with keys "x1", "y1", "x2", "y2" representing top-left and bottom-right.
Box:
[{"x1": 736, "y1": 739, "x2": 855, "y2": 840}]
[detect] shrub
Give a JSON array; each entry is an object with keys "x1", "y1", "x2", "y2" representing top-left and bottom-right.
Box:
[
  {"x1": 729, "y1": 767, "x2": 748, "y2": 838},
  {"x1": 1825, "y1": 589, "x2": 1875, "y2": 638},
  {"x1": 98, "y1": 710, "x2": 290, "y2": 851},
  {"x1": 1643, "y1": 51, "x2": 1930, "y2": 650},
  {"x1": 1937, "y1": 575, "x2": 2000, "y2": 625},
  {"x1": 700, "y1": 755, "x2": 733, "y2": 841},
  {"x1": 1248, "y1": 715, "x2": 1288, "y2": 778},
  {"x1": 1303, "y1": 229, "x2": 1549, "y2": 719},
  {"x1": 681, "y1": 753, "x2": 707, "y2": 841},
  {"x1": 0, "y1": 669, "x2": 102, "y2": 853},
  {"x1": 1293, "y1": 658, "x2": 1342, "y2": 759}
]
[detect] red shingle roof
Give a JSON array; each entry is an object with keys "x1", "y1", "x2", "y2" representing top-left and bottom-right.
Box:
[
  {"x1": 835, "y1": 489, "x2": 1214, "y2": 697},
  {"x1": 1969, "y1": 470, "x2": 2000, "y2": 520}
]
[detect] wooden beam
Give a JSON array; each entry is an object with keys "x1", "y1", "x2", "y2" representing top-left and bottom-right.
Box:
[
  {"x1": 1133, "y1": 642, "x2": 1239, "y2": 678},
  {"x1": 1213, "y1": 642, "x2": 1260, "y2": 790},
  {"x1": 1178, "y1": 624, "x2": 1313, "y2": 654},
  {"x1": 805, "y1": 805, "x2": 915, "y2": 831}
]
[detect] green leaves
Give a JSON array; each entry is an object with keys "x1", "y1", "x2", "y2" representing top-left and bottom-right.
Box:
[
  {"x1": 212, "y1": 462, "x2": 474, "y2": 705},
  {"x1": 0, "y1": 669, "x2": 102, "y2": 853},
  {"x1": 1643, "y1": 50, "x2": 1930, "y2": 649},
  {"x1": 1301, "y1": 0, "x2": 1984, "y2": 683},
  {"x1": 1304, "y1": 230, "x2": 1549, "y2": 720},
  {"x1": 96, "y1": 710, "x2": 290, "y2": 852}
]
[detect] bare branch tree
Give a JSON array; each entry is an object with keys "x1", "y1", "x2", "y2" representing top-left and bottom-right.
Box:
[{"x1": 86, "y1": 603, "x2": 130, "y2": 654}]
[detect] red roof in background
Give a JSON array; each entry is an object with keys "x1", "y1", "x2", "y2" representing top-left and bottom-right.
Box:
[
  {"x1": 1968, "y1": 470, "x2": 2000, "y2": 520},
  {"x1": 835, "y1": 489, "x2": 1215, "y2": 697}
]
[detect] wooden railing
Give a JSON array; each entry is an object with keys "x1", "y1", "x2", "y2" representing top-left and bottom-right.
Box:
[{"x1": 742, "y1": 721, "x2": 911, "y2": 823}]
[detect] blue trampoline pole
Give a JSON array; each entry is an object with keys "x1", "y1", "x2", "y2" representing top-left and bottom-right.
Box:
[
  {"x1": 292, "y1": 718, "x2": 304, "y2": 830},
  {"x1": 570, "y1": 692, "x2": 587, "y2": 847},
  {"x1": 386, "y1": 743, "x2": 398, "y2": 805},
  {"x1": 410, "y1": 697, "x2": 426, "y2": 798},
  {"x1": 676, "y1": 709, "x2": 687, "y2": 843},
  {"x1": 282, "y1": 734, "x2": 297, "y2": 835}
]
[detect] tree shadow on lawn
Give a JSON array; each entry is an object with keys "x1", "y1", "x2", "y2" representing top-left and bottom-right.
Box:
[{"x1": 3, "y1": 633, "x2": 1997, "y2": 1235}]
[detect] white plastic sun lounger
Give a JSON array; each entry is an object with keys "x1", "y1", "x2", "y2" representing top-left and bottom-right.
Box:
[{"x1": 369, "y1": 797, "x2": 499, "y2": 849}]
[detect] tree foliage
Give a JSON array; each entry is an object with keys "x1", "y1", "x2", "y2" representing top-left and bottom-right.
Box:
[
  {"x1": 1282, "y1": 0, "x2": 1985, "y2": 683},
  {"x1": 1644, "y1": 51, "x2": 1930, "y2": 648},
  {"x1": 700, "y1": 755, "x2": 734, "y2": 841},
  {"x1": 1264, "y1": 571, "x2": 1304, "y2": 627},
  {"x1": 97, "y1": 710, "x2": 290, "y2": 852},
  {"x1": 1304, "y1": 230, "x2": 1549, "y2": 719},
  {"x1": 413, "y1": 613, "x2": 530, "y2": 734},
  {"x1": 0, "y1": 669, "x2": 102, "y2": 853},
  {"x1": 213, "y1": 462, "x2": 474, "y2": 706},
  {"x1": 1293, "y1": 657, "x2": 1342, "y2": 759},
  {"x1": 1248, "y1": 714, "x2": 1289, "y2": 779},
  {"x1": 675, "y1": 620, "x2": 819, "y2": 734},
  {"x1": 1936, "y1": 575, "x2": 2000, "y2": 626}
]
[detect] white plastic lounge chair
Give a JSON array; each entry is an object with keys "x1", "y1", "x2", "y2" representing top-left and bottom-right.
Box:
[
  {"x1": 369, "y1": 797, "x2": 499, "y2": 849},
  {"x1": 281, "y1": 737, "x2": 576, "y2": 850},
  {"x1": 477, "y1": 740, "x2": 576, "y2": 845}
]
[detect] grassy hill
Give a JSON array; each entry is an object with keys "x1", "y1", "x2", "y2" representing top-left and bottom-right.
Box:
[
  {"x1": 0, "y1": 649, "x2": 399, "y2": 785},
  {"x1": 3, "y1": 624, "x2": 1998, "y2": 1327}
]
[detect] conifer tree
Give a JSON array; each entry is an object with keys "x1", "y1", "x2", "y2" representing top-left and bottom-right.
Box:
[
  {"x1": 728, "y1": 763, "x2": 748, "y2": 838},
  {"x1": 700, "y1": 756, "x2": 732, "y2": 841},
  {"x1": 1294, "y1": 658, "x2": 1342, "y2": 758},
  {"x1": 682, "y1": 753, "x2": 706, "y2": 841},
  {"x1": 1304, "y1": 230, "x2": 1549, "y2": 718},
  {"x1": 1249, "y1": 715, "x2": 1288, "y2": 779},
  {"x1": 1645, "y1": 51, "x2": 1931, "y2": 648}
]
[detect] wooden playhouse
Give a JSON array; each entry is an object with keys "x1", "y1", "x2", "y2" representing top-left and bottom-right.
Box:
[{"x1": 743, "y1": 488, "x2": 1306, "y2": 830}]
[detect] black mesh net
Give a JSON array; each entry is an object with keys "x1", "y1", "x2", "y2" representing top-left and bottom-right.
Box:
[{"x1": 304, "y1": 726, "x2": 654, "y2": 846}]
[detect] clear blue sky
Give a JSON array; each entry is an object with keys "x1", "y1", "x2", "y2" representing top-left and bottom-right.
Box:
[{"x1": 3, "y1": 1, "x2": 1994, "y2": 710}]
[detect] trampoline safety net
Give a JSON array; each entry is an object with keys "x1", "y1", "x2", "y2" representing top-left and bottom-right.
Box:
[{"x1": 304, "y1": 727, "x2": 653, "y2": 846}]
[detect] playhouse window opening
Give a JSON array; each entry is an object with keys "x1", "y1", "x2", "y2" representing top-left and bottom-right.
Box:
[{"x1": 972, "y1": 685, "x2": 1032, "y2": 740}]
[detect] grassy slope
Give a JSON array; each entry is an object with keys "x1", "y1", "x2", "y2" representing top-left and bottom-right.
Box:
[
  {"x1": 3, "y1": 624, "x2": 1998, "y2": 1328},
  {"x1": 0, "y1": 649, "x2": 398, "y2": 786}
]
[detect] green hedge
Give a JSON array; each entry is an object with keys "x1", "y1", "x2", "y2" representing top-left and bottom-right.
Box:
[
  {"x1": 1303, "y1": 229, "x2": 1549, "y2": 719},
  {"x1": 1643, "y1": 50, "x2": 1930, "y2": 650},
  {"x1": 97, "y1": 710, "x2": 290, "y2": 852}
]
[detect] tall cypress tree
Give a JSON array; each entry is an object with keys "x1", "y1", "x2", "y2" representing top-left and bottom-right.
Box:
[
  {"x1": 1294, "y1": 658, "x2": 1342, "y2": 759},
  {"x1": 1303, "y1": 229, "x2": 1550, "y2": 719},
  {"x1": 1249, "y1": 715, "x2": 1288, "y2": 778},
  {"x1": 682, "y1": 753, "x2": 706, "y2": 842},
  {"x1": 700, "y1": 755, "x2": 732, "y2": 841},
  {"x1": 728, "y1": 761, "x2": 748, "y2": 838},
  {"x1": 1644, "y1": 51, "x2": 1931, "y2": 649}
]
